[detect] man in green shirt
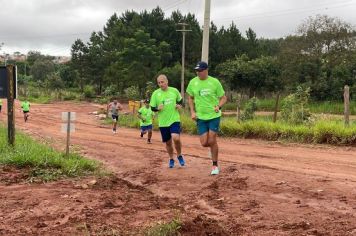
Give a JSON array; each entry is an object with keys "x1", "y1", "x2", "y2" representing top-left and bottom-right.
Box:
[
  {"x1": 21, "y1": 99, "x2": 31, "y2": 122},
  {"x1": 150, "y1": 74, "x2": 185, "y2": 168},
  {"x1": 186, "y1": 61, "x2": 227, "y2": 175},
  {"x1": 137, "y1": 99, "x2": 154, "y2": 144}
]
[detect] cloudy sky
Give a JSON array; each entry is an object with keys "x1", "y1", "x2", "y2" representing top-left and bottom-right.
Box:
[{"x1": 0, "y1": 0, "x2": 355, "y2": 56}]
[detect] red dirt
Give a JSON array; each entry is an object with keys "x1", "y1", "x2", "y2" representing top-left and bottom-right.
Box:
[{"x1": 1, "y1": 101, "x2": 356, "y2": 235}]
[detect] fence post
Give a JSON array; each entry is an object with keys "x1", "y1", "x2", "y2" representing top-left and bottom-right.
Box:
[
  {"x1": 344, "y1": 85, "x2": 350, "y2": 127},
  {"x1": 6, "y1": 65, "x2": 15, "y2": 146},
  {"x1": 273, "y1": 93, "x2": 280, "y2": 123},
  {"x1": 236, "y1": 95, "x2": 241, "y2": 122}
]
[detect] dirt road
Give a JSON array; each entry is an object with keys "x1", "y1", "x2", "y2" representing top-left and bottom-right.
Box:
[{"x1": 1, "y1": 101, "x2": 356, "y2": 235}]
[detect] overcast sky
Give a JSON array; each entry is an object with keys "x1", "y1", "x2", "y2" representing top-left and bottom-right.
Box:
[{"x1": 0, "y1": 0, "x2": 355, "y2": 56}]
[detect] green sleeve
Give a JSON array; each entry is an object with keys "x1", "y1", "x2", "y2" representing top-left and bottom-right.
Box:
[
  {"x1": 216, "y1": 80, "x2": 225, "y2": 97},
  {"x1": 149, "y1": 92, "x2": 157, "y2": 107},
  {"x1": 176, "y1": 88, "x2": 182, "y2": 101},
  {"x1": 186, "y1": 80, "x2": 193, "y2": 97}
]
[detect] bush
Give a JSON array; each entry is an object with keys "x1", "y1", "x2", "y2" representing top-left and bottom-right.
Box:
[
  {"x1": 241, "y1": 97, "x2": 258, "y2": 121},
  {"x1": 281, "y1": 86, "x2": 312, "y2": 124},
  {"x1": 125, "y1": 86, "x2": 140, "y2": 100},
  {"x1": 83, "y1": 85, "x2": 95, "y2": 98}
]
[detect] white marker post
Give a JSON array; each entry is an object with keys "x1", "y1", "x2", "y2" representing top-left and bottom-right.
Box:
[{"x1": 61, "y1": 112, "x2": 76, "y2": 156}]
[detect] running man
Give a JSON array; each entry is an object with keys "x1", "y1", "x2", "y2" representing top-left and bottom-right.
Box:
[
  {"x1": 21, "y1": 99, "x2": 31, "y2": 122},
  {"x1": 186, "y1": 61, "x2": 227, "y2": 175},
  {"x1": 137, "y1": 99, "x2": 154, "y2": 144},
  {"x1": 150, "y1": 74, "x2": 185, "y2": 168},
  {"x1": 107, "y1": 99, "x2": 123, "y2": 134}
]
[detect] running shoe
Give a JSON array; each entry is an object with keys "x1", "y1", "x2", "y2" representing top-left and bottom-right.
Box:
[
  {"x1": 177, "y1": 155, "x2": 185, "y2": 166},
  {"x1": 211, "y1": 166, "x2": 220, "y2": 175},
  {"x1": 169, "y1": 159, "x2": 175, "y2": 168}
]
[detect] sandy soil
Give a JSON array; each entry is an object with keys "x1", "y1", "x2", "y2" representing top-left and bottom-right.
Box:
[{"x1": 0, "y1": 101, "x2": 356, "y2": 235}]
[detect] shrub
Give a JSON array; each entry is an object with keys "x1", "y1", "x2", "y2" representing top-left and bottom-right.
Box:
[
  {"x1": 83, "y1": 85, "x2": 95, "y2": 98},
  {"x1": 241, "y1": 97, "x2": 258, "y2": 121},
  {"x1": 281, "y1": 86, "x2": 312, "y2": 124}
]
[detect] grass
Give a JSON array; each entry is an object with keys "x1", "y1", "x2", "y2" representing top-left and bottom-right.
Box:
[
  {"x1": 0, "y1": 125, "x2": 102, "y2": 182},
  {"x1": 223, "y1": 99, "x2": 356, "y2": 115},
  {"x1": 143, "y1": 217, "x2": 182, "y2": 236},
  {"x1": 113, "y1": 111, "x2": 356, "y2": 146}
]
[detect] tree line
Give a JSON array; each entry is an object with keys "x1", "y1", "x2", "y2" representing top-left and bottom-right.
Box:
[{"x1": 10, "y1": 7, "x2": 356, "y2": 101}]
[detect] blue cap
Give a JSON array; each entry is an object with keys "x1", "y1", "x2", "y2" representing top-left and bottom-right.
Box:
[{"x1": 194, "y1": 61, "x2": 208, "y2": 71}]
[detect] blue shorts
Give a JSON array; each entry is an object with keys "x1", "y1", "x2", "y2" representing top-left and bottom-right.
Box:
[
  {"x1": 159, "y1": 122, "x2": 181, "y2": 142},
  {"x1": 112, "y1": 114, "x2": 119, "y2": 121},
  {"x1": 141, "y1": 124, "x2": 153, "y2": 132},
  {"x1": 197, "y1": 117, "x2": 221, "y2": 135}
]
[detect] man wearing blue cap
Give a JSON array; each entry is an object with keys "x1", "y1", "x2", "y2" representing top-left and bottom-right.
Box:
[{"x1": 186, "y1": 61, "x2": 227, "y2": 175}]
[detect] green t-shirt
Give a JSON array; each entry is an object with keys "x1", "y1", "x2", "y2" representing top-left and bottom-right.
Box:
[
  {"x1": 21, "y1": 101, "x2": 30, "y2": 112},
  {"x1": 138, "y1": 106, "x2": 153, "y2": 126},
  {"x1": 150, "y1": 87, "x2": 182, "y2": 127},
  {"x1": 186, "y1": 76, "x2": 225, "y2": 120}
]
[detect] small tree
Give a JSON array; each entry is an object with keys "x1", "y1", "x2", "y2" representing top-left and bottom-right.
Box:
[
  {"x1": 241, "y1": 97, "x2": 258, "y2": 121},
  {"x1": 125, "y1": 85, "x2": 140, "y2": 100},
  {"x1": 281, "y1": 86, "x2": 312, "y2": 124}
]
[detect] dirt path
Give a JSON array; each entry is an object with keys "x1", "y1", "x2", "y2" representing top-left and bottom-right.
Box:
[{"x1": 1, "y1": 101, "x2": 356, "y2": 235}]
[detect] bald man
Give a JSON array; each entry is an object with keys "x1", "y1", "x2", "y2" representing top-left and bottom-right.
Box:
[{"x1": 150, "y1": 74, "x2": 185, "y2": 168}]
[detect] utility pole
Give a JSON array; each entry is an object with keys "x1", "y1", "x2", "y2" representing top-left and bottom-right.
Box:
[
  {"x1": 177, "y1": 22, "x2": 191, "y2": 100},
  {"x1": 201, "y1": 0, "x2": 211, "y2": 63}
]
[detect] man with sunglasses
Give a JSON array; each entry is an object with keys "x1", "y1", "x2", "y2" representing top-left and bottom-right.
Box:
[{"x1": 186, "y1": 61, "x2": 227, "y2": 175}]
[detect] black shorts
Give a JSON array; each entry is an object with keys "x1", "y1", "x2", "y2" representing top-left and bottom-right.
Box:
[
  {"x1": 112, "y1": 114, "x2": 119, "y2": 121},
  {"x1": 0, "y1": 105, "x2": 2, "y2": 112},
  {"x1": 23, "y1": 111, "x2": 29, "y2": 114}
]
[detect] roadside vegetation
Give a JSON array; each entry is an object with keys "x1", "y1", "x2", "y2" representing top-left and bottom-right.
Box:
[{"x1": 0, "y1": 125, "x2": 102, "y2": 182}]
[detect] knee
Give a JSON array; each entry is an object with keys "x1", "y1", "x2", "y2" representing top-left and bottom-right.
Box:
[
  {"x1": 200, "y1": 141, "x2": 209, "y2": 147},
  {"x1": 208, "y1": 139, "x2": 216, "y2": 147}
]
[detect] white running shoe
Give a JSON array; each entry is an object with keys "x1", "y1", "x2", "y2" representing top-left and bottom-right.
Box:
[{"x1": 211, "y1": 166, "x2": 219, "y2": 175}]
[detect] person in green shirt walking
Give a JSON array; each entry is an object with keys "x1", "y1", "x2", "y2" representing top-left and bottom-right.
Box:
[
  {"x1": 150, "y1": 74, "x2": 185, "y2": 168},
  {"x1": 187, "y1": 61, "x2": 227, "y2": 175},
  {"x1": 21, "y1": 99, "x2": 31, "y2": 122},
  {"x1": 137, "y1": 99, "x2": 154, "y2": 144}
]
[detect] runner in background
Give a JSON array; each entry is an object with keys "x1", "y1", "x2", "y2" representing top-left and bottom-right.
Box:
[
  {"x1": 137, "y1": 99, "x2": 154, "y2": 144},
  {"x1": 21, "y1": 99, "x2": 31, "y2": 122},
  {"x1": 107, "y1": 99, "x2": 123, "y2": 134}
]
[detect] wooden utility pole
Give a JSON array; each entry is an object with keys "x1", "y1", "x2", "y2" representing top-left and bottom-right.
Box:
[
  {"x1": 6, "y1": 65, "x2": 15, "y2": 146},
  {"x1": 201, "y1": 0, "x2": 211, "y2": 63},
  {"x1": 177, "y1": 22, "x2": 191, "y2": 100},
  {"x1": 344, "y1": 85, "x2": 350, "y2": 126}
]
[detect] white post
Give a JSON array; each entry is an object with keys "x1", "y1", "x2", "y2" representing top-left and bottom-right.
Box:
[
  {"x1": 66, "y1": 112, "x2": 71, "y2": 156},
  {"x1": 201, "y1": 0, "x2": 211, "y2": 63}
]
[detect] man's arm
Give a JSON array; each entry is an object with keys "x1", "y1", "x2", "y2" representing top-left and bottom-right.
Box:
[
  {"x1": 188, "y1": 96, "x2": 196, "y2": 120},
  {"x1": 214, "y1": 95, "x2": 227, "y2": 112}
]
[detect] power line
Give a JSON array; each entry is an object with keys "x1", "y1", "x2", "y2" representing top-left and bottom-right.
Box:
[
  {"x1": 214, "y1": 0, "x2": 356, "y2": 23},
  {"x1": 163, "y1": 0, "x2": 188, "y2": 11}
]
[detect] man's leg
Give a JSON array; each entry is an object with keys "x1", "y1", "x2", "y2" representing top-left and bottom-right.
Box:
[
  {"x1": 208, "y1": 131, "x2": 218, "y2": 163},
  {"x1": 172, "y1": 134, "x2": 181, "y2": 156},
  {"x1": 165, "y1": 138, "x2": 175, "y2": 168},
  {"x1": 147, "y1": 129, "x2": 152, "y2": 143},
  {"x1": 160, "y1": 127, "x2": 174, "y2": 168}
]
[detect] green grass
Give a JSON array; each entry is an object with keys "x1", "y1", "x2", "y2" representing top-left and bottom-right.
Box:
[
  {"x1": 223, "y1": 99, "x2": 356, "y2": 115},
  {"x1": 0, "y1": 125, "x2": 102, "y2": 182},
  {"x1": 114, "y1": 112, "x2": 356, "y2": 146},
  {"x1": 143, "y1": 217, "x2": 182, "y2": 236}
]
